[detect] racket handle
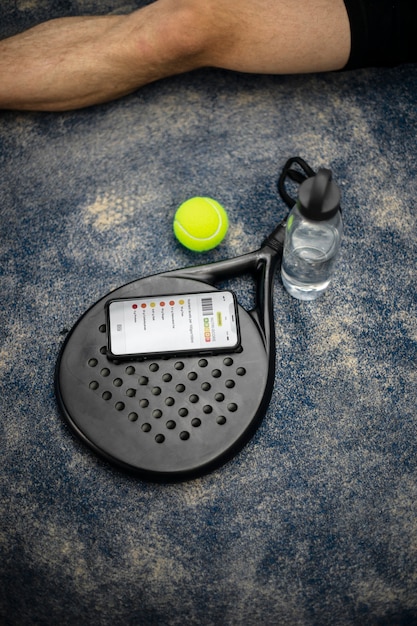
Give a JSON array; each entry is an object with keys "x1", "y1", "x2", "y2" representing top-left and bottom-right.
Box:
[{"x1": 261, "y1": 219, "x2": 286, "y2": 254}]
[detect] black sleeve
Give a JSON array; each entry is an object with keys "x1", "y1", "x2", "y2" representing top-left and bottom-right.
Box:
[{"x1": 343, "y1": 0, "x2": 417, "y2": 69}]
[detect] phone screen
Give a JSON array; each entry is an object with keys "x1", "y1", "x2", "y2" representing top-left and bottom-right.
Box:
[{"x1": 106, "y1": 290, "x2": 240, "y2": 360}]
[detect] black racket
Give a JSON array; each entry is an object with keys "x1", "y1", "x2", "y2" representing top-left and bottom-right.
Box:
[{"x1": 55, "y1": 219, "x2": 286, "y2": 481}]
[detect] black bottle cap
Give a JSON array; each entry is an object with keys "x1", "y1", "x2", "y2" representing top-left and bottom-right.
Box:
[{"x1": 298, "y1": 168, "x2": 341, "y2": 220}]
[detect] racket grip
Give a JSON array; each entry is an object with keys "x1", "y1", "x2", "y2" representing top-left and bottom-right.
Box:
[{"x1": 262, "y1": 220, "x2": 286, "y2": 254}]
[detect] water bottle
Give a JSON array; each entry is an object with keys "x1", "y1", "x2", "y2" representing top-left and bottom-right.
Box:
[{"x1": 281, "y1": 168, "x2": 343, "y2": 301}]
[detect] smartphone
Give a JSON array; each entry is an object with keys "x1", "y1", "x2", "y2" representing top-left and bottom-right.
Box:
[{"x1": 106, "y1": 290, "x2": 241, "y2": 361}]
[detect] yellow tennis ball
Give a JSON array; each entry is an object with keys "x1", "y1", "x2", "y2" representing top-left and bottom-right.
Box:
[{"x1": 173, "y1": 197, "x2": 229, "y2": 252}]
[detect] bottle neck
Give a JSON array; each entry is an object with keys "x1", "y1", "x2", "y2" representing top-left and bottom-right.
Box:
[{"x1": 293, "y1": 201, "x2": 342, "y2": 226}]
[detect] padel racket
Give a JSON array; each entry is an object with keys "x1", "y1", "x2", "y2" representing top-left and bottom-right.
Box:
[{"x1": 55, "y1": 219, "x2": 286, "y2": 481}]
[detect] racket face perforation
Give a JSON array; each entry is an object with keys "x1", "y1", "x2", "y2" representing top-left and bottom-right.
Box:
[
  {"x1": 84, "y1": 329, "x2": 247, "y2": 446},
  {"x1": 56, "y1": 275, "x2": 272, "y2": 480}
]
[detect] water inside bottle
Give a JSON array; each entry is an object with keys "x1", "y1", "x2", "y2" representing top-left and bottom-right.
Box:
[{"x1": 281, "y1": 222, "x2": 340, "y2": 300}]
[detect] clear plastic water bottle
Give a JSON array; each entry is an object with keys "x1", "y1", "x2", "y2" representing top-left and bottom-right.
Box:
[{"x1": 281, "y1": 168, "x2": 343, "y2": 301}]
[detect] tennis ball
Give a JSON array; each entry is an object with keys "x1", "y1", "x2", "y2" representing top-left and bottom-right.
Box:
[{"x1": 173, "y1": 196, "x2": 229, "y2": 252}]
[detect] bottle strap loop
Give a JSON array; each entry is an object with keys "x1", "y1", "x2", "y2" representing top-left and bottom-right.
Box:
[{"x1": 278, "y1": 157, "x2": 316, "y2": 209}]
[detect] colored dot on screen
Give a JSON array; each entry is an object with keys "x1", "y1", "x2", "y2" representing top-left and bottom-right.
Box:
[
  {"x1": 150, "y1": 302, "x2": 156, "y2": 308},
  {"x1": 179, "y1": 299, "x2": 185, "y2": 305},
  {"x1": 132, "y1": 304, "x2": 138, "y2": 309},
  {"x1": 169, "y1": 300, "x2": 175, "y2": 306},
  {"x1": 160, "y1": 301, "x2": 165, "y2": 307},
  {"x1": 141, "y1": 303, "x2": 147, "y2": 308}
]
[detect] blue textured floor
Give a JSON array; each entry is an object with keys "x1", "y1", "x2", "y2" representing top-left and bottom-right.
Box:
[{"x1": 1, "y1": 2, "x2": 417, "y2": 624}]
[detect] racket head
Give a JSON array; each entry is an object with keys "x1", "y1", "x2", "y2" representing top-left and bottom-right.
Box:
[{"x1": 56, "y1": 274, "x2": 273, "y2": 481}]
